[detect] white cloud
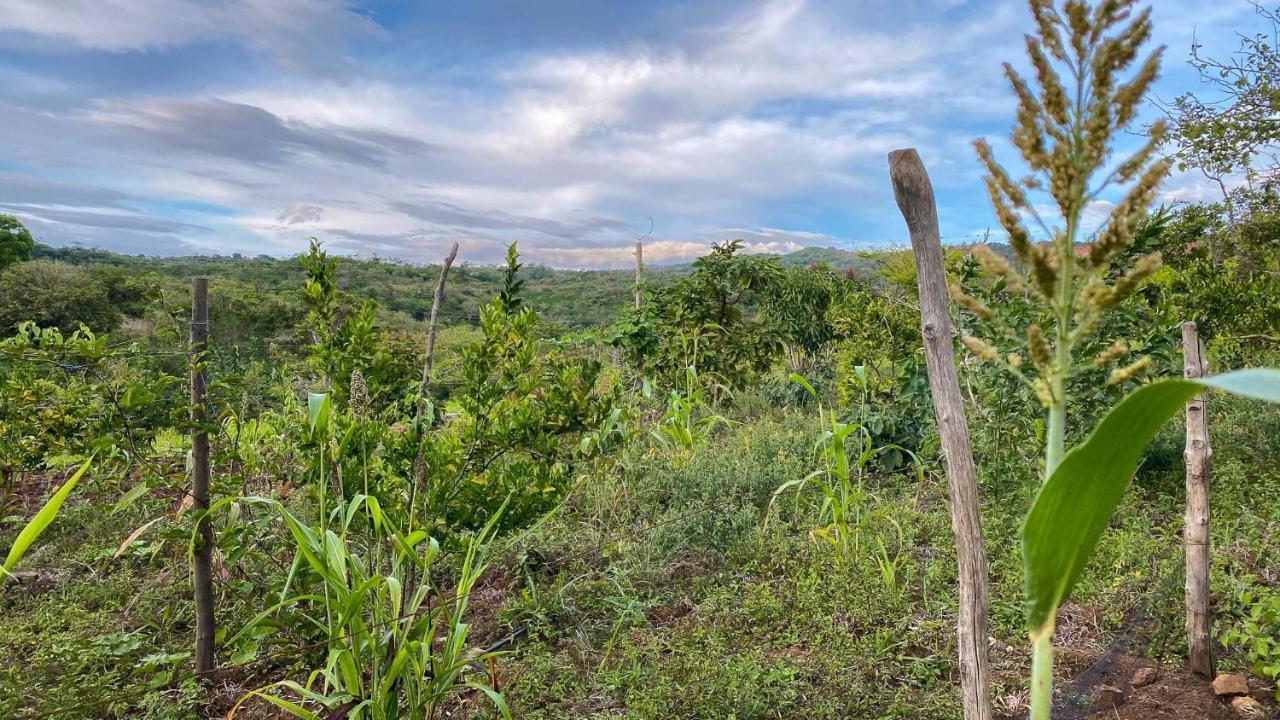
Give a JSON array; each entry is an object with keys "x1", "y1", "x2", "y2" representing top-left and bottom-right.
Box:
[
  {"x1": 0, "y1": 0, "x2": 1256, "y2": 266},
  {"x1": 0, "y1": 0, "x2": 381, "y2": 72}
]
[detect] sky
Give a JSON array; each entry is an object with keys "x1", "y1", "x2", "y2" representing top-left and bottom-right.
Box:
[{"x1": 0, "y1": 0, "x2": 1261, "y2": 268}]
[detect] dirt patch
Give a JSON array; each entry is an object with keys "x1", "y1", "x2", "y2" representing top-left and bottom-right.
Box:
[
  {"x1": 645, "y1": 597, "x2": 695, "y2": 628},
  {"x1": 1071, "y1": 655, "x2": 1274, "y2": 720},
  {"x1": 466, "y1": 567, "x2": 518, "y2": 647},
  {"x1": 3, "y1": 471, "x2": 61, "y2": 516},
  {"x1": 202, "y1": 664, "x2": 292, "y2": 719},
  {"x1": 3, "y1": 567, "x2": 72, "y2": 595}
]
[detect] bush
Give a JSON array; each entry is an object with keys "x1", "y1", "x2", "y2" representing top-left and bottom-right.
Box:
[{"x1": 0, "y1": 260, "x2": 120, "y2": 334}]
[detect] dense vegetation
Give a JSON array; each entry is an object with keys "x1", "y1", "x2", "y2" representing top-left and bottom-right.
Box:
[{"x1": 3, "y1": 2, "x2": 1280, "y2": 719}]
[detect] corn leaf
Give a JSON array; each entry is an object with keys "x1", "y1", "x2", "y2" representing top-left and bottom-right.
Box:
[
  {"x1": 1023, "y1": 369, "x2": 1280, "y2": 633},
  {"x1": 308, "y1": 392, "x2": 331, "y2": 437},
  {"x1": 1, "y1": 458, "x2": 92, "y2": 582}
]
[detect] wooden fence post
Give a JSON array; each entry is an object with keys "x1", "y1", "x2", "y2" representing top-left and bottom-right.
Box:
[
  {"x1": 888, "y1": 149, "x2": 992, "y2": 720},
  {"x1": 413, "y1": 243, "x2": 460, "y2": 488},
  {"x1": 420, "y1": 242, "x2": 460, "y2": 406},
  {"x1": 1182, "y1": 321, "x2": 1214, "y2": 678},
  {"x1": 634, "y1": 240, "x2": 644, "y2": 310},
  {"x1": 190, "y1": 277, "x2": 216, "y2": 675}
]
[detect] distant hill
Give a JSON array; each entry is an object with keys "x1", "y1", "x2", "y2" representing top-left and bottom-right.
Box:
[
  {"x1": 774, "y1": 246, "x2": 878, "y2": 271},
  {"x1": 29, "y1": 242, "x2": 937, "y2": 331},
  {"x1": 32, "y1": 244, "x2": 687, "y2": 330}
]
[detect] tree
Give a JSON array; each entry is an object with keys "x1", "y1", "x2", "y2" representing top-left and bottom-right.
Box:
[
  {"x1": 0, "y1": 260, "x2": 120, "y2": 334},
  {"x1": 1163, "y1": 2, "x2": 1280, "y2": 197},
  {"x1": 1146, "y1": 191, "x2": 1280, "y2": 361},
  {"x1": 0, "y1": 215, "x2": 34, "y2": 270},
  {"x1": 764, "y1": 264, "x2": 842, "y2": 374},
  {"x1": 652, "y1": 239, "x2": 784, "y2": 388}
]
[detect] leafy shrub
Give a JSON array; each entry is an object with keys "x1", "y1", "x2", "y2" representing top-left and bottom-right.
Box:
[
  {"x1": 1221, "y1": 584, "x2": 1280, "y2": 700},
  {"x1": 415, "y1": 296, "x2": 619, "y2": 534},
  {"x1": 620, "y1": 240, "x2": 785, "y2": 389},
  {"x1": 0, "y1": 260, "x2": 121, "y2": 334}
]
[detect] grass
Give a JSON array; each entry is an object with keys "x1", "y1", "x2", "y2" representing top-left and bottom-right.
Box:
[{"x1": 1, "y1": 389, "x2": 1278, "y2": 718}]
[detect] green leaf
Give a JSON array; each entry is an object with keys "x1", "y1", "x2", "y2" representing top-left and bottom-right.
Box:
[
  {"x1": 466, "y1": 680, "x2": 513, "y2": 720},
  {"x1": 2, "y1": 458, "x2": 91, "y2": 582},
  {"x1": 1023, "y1": 369, "x2": 1280, "y2": 634},
  {"x1": 112, "y1": 482, "x2": 150, "y2": 514},
  {"x1": 307, "y1": 392, "x2": 331, "y2": 437},
  {"x1": 243, "y1": 687, "x2": 322, "y2": 720},
  {"x1": 790, "y1": 373, "x2": 817, "y2": 399}
]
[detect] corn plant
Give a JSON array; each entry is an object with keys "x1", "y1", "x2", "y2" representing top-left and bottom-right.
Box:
[
  {"x1": 650, "y1": 366, "x2": 730, "y2": 452},
  {"x1": 768, "y1": 374, "x2": 923, "y2": 564},
  {"x1": 963, "y1": 2, "x2": 1280, "y2": 717},
  {"x1": 226, "y1": 495, "x2": 510, "y2": 720},
  {"x1": 219, "y1": 393, "x2": 511, "y2": 720}
]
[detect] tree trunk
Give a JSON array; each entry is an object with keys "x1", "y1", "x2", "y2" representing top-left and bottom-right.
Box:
[
  {"x1": 888, "y1": 148, "x2": 992, "y2": 720},
  {"x1": 1182, "y1": 321, "x2": 1215, "y2": 678}
]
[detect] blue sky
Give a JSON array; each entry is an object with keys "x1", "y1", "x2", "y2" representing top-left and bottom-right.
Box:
[{"x1": 0, "y1": 0, "x2": 1259, "y2": 267}]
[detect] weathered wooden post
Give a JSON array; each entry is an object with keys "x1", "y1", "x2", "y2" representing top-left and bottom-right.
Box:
[
  {"x1": 190, "y1": 277, "x2": 216, "y2": 675},
  {"x1": 420, "y1": 242, "x2": 460, "y2": 408},
  {"x1": 634, "y1": 240, "x2": 644, "y2": 310},
  {"x1": 413, "y1": 242, "x2": 460, "y2": 490},
  {"x1": 1182, "y1": 320, "x2": 1214, "y2": 678},
  {"x1": 888, "y1": 148, "x2": 992, "y2": 720}
]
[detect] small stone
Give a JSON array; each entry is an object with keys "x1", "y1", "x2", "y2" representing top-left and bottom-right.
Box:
[
  {"x1": 1096, "y1": 684, "x2": 1125, "y2": 708},
  {"x1": 1212, "y1": 673, "x2": 1250, "y2": 697},
  {"x1": 1230, "y1": 696, "x2": 1265, "y2": 719},
  {"x1": 1130, "y1": 666, "x2": 1158, "y2": 688}
]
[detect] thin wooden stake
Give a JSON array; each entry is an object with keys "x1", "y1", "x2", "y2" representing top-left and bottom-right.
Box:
[
  {"x1": 634, "y1": 240, "x2": 644, "y2": 310},
  {"x1": 888, "y1": 149, "x2": 992, "y2": 720},
  {"x1": 190, "y1": 277, "x2": 216, "y2": 675},
  {"x1": 420, "y1": 242, "x2": 460, "y2": 407},
  {"x1": 1182, "y1": 321, "x2": 1215, "y2": 678},
  {"x1": 413, "y1": 243, "x2": 460, "y2": 487}
]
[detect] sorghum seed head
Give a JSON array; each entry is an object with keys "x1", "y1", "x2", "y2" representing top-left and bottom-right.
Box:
[
  {"x1": 1028, "y1": 324, "x2": 1054, "y2": 371},
  {"x1": 1094, "y1": 339, "x2": 1129, "y2": 367},
  {"x1": 949, "y1": 284, "x2": 993, "y2": 321},
  {"x1": 1107, "y1": 355, "x2": 1152, "y2": 385},
  {"x1": 961, "y1": 334, "x2": 1000, "y2": 362}
]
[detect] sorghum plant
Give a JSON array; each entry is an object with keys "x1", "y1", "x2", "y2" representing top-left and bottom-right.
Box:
[{"x1": 960, "y1": 1, "x2": 1168, "y2": 716}]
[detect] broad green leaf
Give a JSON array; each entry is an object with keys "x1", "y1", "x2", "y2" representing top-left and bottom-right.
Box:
[
  {"x1": 1, "y1": 458, "x2": 91, "y2": 582},
  {"x1": 790, "y1": 373, "x2": 817, "y2": 399},
  {"x1": 1023, "y1": 369, "x2": 1280, "y2": 633},
  {"x1": 307, "y1": 392, "x2": 331, "y2": 437}
]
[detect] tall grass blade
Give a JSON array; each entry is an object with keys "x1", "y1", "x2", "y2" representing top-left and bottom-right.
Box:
[{"x1": 1, "y1": 457, "x2": 92, "y2": 582}]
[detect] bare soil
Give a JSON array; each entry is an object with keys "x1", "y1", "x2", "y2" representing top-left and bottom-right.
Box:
[{"x1": 1074, "y1": 654, "x2": 1275, "y2": 720}]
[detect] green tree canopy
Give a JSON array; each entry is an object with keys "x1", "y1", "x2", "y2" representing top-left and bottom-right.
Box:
[
  {"x1": 0, "y1": 215, "x2": 34, "y2": 269},
  {"x1": 0, "y1": 260, "x2": 121, "y2": 334}
]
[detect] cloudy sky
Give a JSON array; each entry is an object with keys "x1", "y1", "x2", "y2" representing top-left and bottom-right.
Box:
[{"x1": 0, "y1": 0, "x2": 1259, "y2": 267}]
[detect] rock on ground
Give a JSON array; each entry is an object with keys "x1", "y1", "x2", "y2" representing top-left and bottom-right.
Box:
[{"x1": 1211, "y1": 673, "x2": 1250, "y2": 697}]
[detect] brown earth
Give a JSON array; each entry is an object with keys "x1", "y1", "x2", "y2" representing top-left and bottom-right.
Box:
[{"x1": 1076, "y1": 654, "x2": 1276, "y2": 720}]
